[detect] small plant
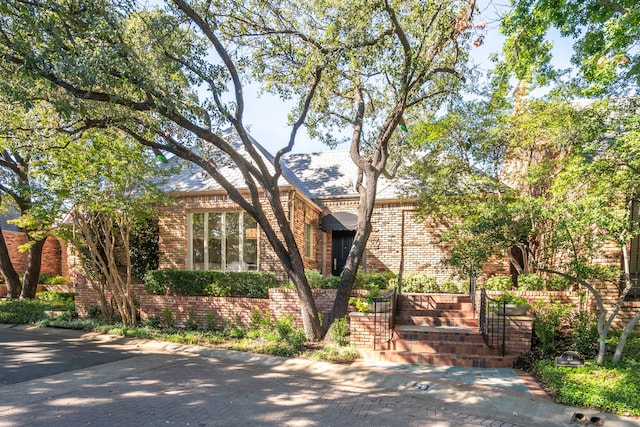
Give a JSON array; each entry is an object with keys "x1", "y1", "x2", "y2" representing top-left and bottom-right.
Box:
[
  {"x1": 329, "y1": 317, "x2": 350, "y2": 347},
  {"x1": 160, "y1": 307, "x2": 174, "y2": 329},
  {"x1": 349, "y1": 288, "x2": 382, "y2": 312},
  {"x1": 493, "y1": 292, "x2": 529, "y2": 306},
  {"x1": 546, "y1": 275, "x2": 571, "y2": 291},
  {"x1": 304, "y1": 269, "x2": 324, "y2": 289},
  {"x1": 205, "y1": 310, "x2": 218, "y2": 330},
  {"x1": 529, "y1": 299, "x2": 574, "y2": 357},
  {"x1": 185, "y1": 311, "x2": 199, "y2": 330}
]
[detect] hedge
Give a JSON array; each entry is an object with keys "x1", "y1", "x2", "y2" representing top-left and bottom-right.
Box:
[{"x1": 144, "y1": 270, "x2": 279, "y2": 298}]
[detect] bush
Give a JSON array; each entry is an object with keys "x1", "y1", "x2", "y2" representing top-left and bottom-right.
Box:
[
  {"x1": 38, "y1": 273, "x2": 68, "y2": 286},
  {"x1": 329, "y1": 317, "x2": 350, "y2": 347},
  {"x1": 305, "y1": 269, "x2": 324, "y2": 289},
  {"x1": 36, "y1": 291, "x2": 75, "y2": 310},
  {"x1": 144, "y1": 269, "x2": 279, "y2": 298},
  {"x1": 517, "y1": 273, "x2": 544, "y2": 291},
  {"x1": 546, "y1": 275, "x2": 571, "y2": 291},
  {"x1": 354, "y1": 271, "x2": 394, "y2": 290},
  {"x1": 390, "y1": 273, "x2": 439, "y2": 293},
  {"x1": 530, "y1": 299, "x2": 574, "y2": 357},
  {"x1": 322, "y1": 275, "x2": 341, "y2": 289},
  {"x1": 483, "y1": 275, "x2": 513, "y2": 292},
  {"x1": 571, "y1": 311, "x2": 598, "y2": 357},
  {"x1": 439, "y1": 281, "x2": 462, "y2": 294}
]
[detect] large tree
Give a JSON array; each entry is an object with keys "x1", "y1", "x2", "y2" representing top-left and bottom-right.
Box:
[
  {"x1": 500, "y1": 0, "x2": 639, "y2": 94},
  {"x1": 0, "y1": 0, "x2": 482, "y2": 338},
  {"x1": 0, "y1": 100, "x2": 73, "y2": 298}
]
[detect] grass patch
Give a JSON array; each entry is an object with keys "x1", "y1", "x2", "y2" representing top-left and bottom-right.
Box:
[{"x1": 533, "y1": 333, "x2": 640, "y2": 417}]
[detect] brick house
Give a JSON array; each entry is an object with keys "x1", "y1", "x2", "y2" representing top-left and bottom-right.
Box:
[{"x1": 155, "y1": 132, "x2": 498, "y2": 284}]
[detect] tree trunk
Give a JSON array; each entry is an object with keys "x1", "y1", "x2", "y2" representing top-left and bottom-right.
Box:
[
  {"x1": 0, "y1": 227, "x2": 22, "y2": 298},
  {"x1": 612, "y1": 310, "x2": 640, "y2": 363},
  {"x1": 20, "y1": 238, "x2": 45, "y2": 299}
]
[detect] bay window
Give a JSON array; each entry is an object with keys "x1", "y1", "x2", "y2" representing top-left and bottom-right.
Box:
[{"x1": 189, "y1": 211, "x2": 258, "y2": 271}]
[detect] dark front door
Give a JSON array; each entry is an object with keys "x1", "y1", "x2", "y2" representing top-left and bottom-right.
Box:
[{"x1": 332, "y1": 231, "x2": 355, "y2": 276}]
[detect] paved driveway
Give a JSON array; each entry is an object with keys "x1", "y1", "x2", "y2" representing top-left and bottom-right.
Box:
[{"x1": 1, "y1": 325, "x2": 637, "y2": 427}]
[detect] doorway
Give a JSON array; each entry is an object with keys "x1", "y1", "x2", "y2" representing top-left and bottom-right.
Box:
[{"x1": 331, "y1": 231, "x2": 355, "y2": 276}]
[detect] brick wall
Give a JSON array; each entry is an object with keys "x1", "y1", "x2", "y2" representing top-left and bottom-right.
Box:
[{"x1": 1, "y1": 231, "x2": 63, "y2": 276}]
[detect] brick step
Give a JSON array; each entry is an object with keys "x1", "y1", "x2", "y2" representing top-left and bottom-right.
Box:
[
  {"x1": 397, "y1": 309, "x2": 475, "y2": 319},
  {"x1": 399, "y1": 316, "x2": 479, "y2": 328},
  {"x1": 379, "y1": 336, "x2": 501, "y2": 355},
  {"x1": 360, "y1": 349, "x2": 517, "y2": 368},
  {"x1": 398, "y1": 302, "x2": 474, "y2": 312},
  {"x1": 394, "y1": 325, "x2": 486, "y2": 343}
]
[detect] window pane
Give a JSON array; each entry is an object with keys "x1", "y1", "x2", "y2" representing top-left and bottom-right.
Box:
[
  {"x1": 226, "y1": 212, "x2": 240, "y2": 271},
  {"x1": 208, "y1": 213, "x2": 222, "y2": 270},
  {"x1": 192, "y1": 213, "x2": 205, "y2": 271},
  {"x1": 305, "y1": 223, "x2": 313, "y2": 258},
  {"x1": 244, "y1": 214, "x2": 258, "y2": 270}
]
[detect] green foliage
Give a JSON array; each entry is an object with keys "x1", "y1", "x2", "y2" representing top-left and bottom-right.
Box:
[
  {"x1": 483, "y1": 275, "x2": 513, "y2": 292},
  {"x1": 535, "y1": 344, "x2": 640, "y2": 417},
  {"x1": 130, "y1": 217, "x2": 160, "y2": 281},
  {"x1": 303, "y1": 344, "x2": 361, "y2": 364},
  {"x1": 354, "y1": 271, "x2": 395, "y2": 290},
  {"x1": 185, "y1": 311, "x2": 199, "y2": 331},
  {"x1": 492, "y1": 292, "x2": 529, "y2": 306},
  {"x1": 391, "y1": 273, "x2": 439, "y2": 293},
  {"x1": 38, "y1": 273, "x2": 68, "y2": 286},
  {"x1": 160, "y1": 307, "x2": 174, "y2": 329},
  {"x1": 546, "y1": 275, "x2": 571, "y2": 291},
  {"x1": 144, "y1": 269, "x2": 278, "y2": 298},
  {"x1": 329, "y1": 317, "x2": 350, "y2": 347},
  {"x1": 36, "y1": 291, "x2": 75, "y2": 311},
  {"x1": 439, "y1": 281, "x2": 462, "y2": 294},
  {"x1": 321, "y1": 275, "x2": 341, "y2": 289},
  {"x1": 517, "y1": 273, "x2": 544, "y2": 291},
  {"x1": 500, "y1": 0, "x2": 640, "y2": 94},
  {"x1": 0, "y1": 299, "x2": 48, "y2": 323},
  {"x1": 304, "y1": 269, "x2": 324, "y2": 289},
  {"x1": 530, "y1": 299, "x2": 574, "y2": 358},
  {"x1": 571, "y1": 311, "x2": 599, "y2": 357}
]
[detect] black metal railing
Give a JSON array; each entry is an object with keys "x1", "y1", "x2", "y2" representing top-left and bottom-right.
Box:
[
  {"x1": 479, "y1": 289, "x2": 506, "y2": 357},
  {"x1": 373, "y1": 287, "x2": 397, "y2": 350}
]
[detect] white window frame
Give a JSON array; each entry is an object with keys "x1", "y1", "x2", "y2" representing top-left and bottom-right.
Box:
[{"x1": 188, "y1": 211, "x2": 258, "y2": 271}]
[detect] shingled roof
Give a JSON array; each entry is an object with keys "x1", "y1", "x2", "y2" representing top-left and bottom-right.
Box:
[{"x1": 163, "y1": 131, "x2": 409, "y2": 203}]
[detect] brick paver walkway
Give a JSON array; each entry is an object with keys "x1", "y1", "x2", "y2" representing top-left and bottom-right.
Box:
[{"x1": 1, "y1": 352, "x2": 522, "y2": 427}]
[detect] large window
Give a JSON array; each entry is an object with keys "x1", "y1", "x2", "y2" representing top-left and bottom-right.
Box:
[{"x1": 190, "y1": 211, "x2": 258, "y2": 271}]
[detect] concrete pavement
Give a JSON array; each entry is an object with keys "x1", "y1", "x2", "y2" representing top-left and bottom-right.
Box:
[{"x1": 1, "y1": 324, "x2": 638, "y2": 426}]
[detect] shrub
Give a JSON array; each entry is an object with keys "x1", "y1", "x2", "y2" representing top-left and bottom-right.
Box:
[
  {"x1": 354, "y1": 271, "x2": 394, "y2": 290},
  {"x1": 304, "y1": 269, "x2": 324, "y2": 289},
  {"x1": 160, "y1": 307, "x2": 174, "y2": 329},
  {"x1": 321, "y1": 275, "x2": 341, "y2": 289},
  {"x1": 38, "y1": 273, "x2": 68, "y2": 286},
  {"x1": 36, "y1": 291, "x2": 75, "y2": 310},
  {"x1": 0, "y1": 299, "x2": 47, "y2": 323},
  {"x1": 144, "y1": 269, "x2": 279, "y2": 298},
  {"x1": 330, "y1": 317, "x2": 350, "y2": 347},
  {"x1": 390, "y1": 273, "x2": 439, "y2": 293},
  {"x1": 546, "y1": 275, "x2": 571, "y2": 291},
  {"x1": 483, "y1": 275, "x2": 513, "y2": 292},
  {"x1": 517, "y1": 273, "x2": 544, "y2": 291},
  {"x1": 439, "y1": 281, "x2": 461, "y2": 294},
  {"x1": 529, "y1": 299, "x2": 574, "y2": 357},
  {"x1": 571, "y1": 311, "x2": 598, "y2": 357}
]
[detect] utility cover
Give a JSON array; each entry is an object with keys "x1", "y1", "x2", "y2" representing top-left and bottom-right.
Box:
[{"x1": 555, "y1": 351, "x2": 585, "y2": 367}]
